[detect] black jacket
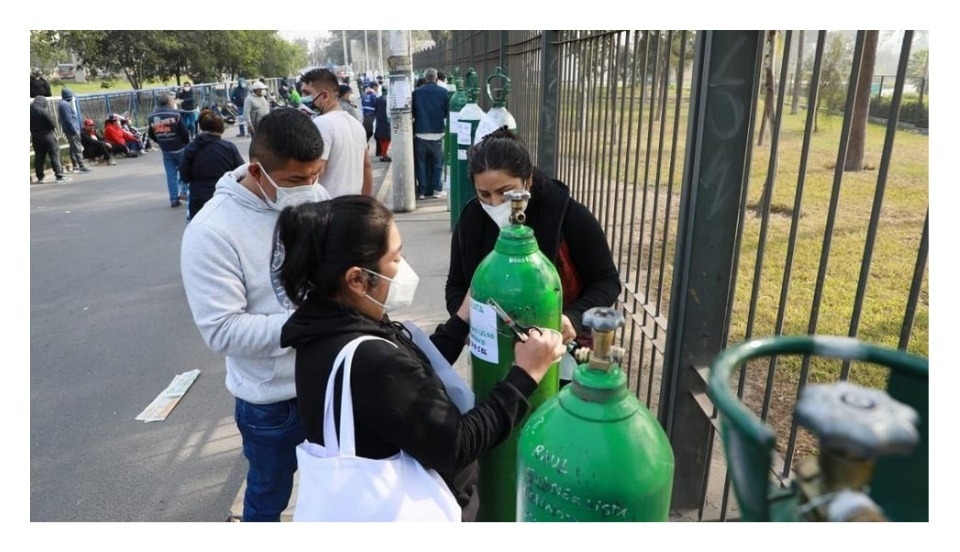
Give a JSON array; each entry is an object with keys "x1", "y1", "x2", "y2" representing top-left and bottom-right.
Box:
[
  {"x1": 178, "y1": 133, "x2": 244, "y2": 189},
  {"x1": 29, "y1": 97, "x2": 56, "y2": 135},
  {"x1": 280, "y1": 299, "x2": 538, "y2": 522},
  {"x1": 446, "y1": 173, "x2": 622, "y2": 338},
  {"x1": 30, "y1": 76, "x2": 51, "y2": 98},
  {"x1": 146, "y1": 106, "x2": 190, "y2": 152}
]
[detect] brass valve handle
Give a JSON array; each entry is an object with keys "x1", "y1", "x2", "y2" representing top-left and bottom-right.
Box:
[
  {"x1": 582, "y1": 307, "x2": 625, "y2": 366},
  {"x1": 795, "y1": 381, "x2": 919, "y2": 459},
  {"x1": 504, "y1": 189, "x2": 531, "y2": 225}
]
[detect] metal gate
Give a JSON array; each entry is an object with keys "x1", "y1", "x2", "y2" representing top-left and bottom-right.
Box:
[{"x1": 414, "y1": 29, "x2": 929, "y2": 521}]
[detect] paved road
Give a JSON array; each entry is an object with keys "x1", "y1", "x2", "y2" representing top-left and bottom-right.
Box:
[{"x1": 28, "y1": 131, "x2": 462, "y2": 522}]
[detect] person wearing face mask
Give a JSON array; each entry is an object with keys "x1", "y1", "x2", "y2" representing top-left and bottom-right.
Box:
[
  {"x1": 446, "y1": 127, "x2": 621, "y2": 385},
  {"x1": 243, "y1": 81, "x2": 272, "y2": 139},
  {"x1": 299, "y1": 68, "x2": 373, "y2": 198},
  {"x1": 180, "y1": 109, "x2": 330, "y2": 522},
  {"x1": 275, "y1": 194, "x2": 565, "y2": 521},
  {"x1": 176, "y1": 81, "x2": 199, "y2": 140}
]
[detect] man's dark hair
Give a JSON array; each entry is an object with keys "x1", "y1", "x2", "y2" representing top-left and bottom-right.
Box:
[
  {"x1": 249, "y1": 108, "x2": 324, "y2": 172},
  {"x1": 300, "y1": 68, "x2": 340, "y2": 93}
]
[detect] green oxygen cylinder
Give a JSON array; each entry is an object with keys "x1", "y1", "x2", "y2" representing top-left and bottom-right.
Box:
[
  {"x1": 517, "y1": 307, "x2": 675, "y2": 522},
  {"x1": 453, "y1": 68, "x2": 484, "y2": 228},
  {"x1": 474, "y1": 66, "x2": 517, "y2": 144},
  {"x1": 447, "y1": 72, "x2": 468, "y2": 228},
  {"x1": 469, "y1": 189, "x2": 562, "y2": 522}
]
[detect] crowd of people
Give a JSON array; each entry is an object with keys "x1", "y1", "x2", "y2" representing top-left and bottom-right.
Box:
[{"x1": 32, "y1": 65, "x2": 622, "y2": 522}]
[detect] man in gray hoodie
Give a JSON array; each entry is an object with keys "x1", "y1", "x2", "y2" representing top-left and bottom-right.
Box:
[
  {"x1": 180, "y1": 109, "x2": 330, "y2": 522},
  {"x1": 57, "y1": 88, "x2": 91, "y2": 173}
]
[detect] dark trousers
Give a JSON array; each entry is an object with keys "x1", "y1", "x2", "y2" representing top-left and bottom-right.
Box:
[
  {"x1": 362, "y1": 115, "x2": 375, "y2": 142},
  {"x1": 31, "y1": 132, "x2": 63, "y2": 180},
  {"x1": 82, "y1": 139, "x2": 112, "y2": 161},
  {"x1": 65, "y1": 133, "x2": 86, "y2": 169},
  {"x1": 414, "y1": 137, "x2": 444, "y2": 196}
]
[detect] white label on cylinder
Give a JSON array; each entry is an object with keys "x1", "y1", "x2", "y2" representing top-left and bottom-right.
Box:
[
  {"x1": 469, "y1": 299, "x2": 499, "y2": 364},
  {"x1": 449, "y1": 111, "x2": 460, "y2": 131},
  {"x1": 457, "y1": 121, "x2": 473, "y2": 145},
  {"x1": 458, "y1": 149, "x2": 467, "y2": 160}
]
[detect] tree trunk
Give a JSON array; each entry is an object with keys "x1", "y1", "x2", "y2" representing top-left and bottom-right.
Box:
[
  {"x1": 758, "y1": 31, "x2": 776, "y2": 146},
  {"x1": 791, "y1": 30, "x2": 804, "y2": 115},
  {"x1": 844, "y1": 30, "x2": 879, "y2": 172}
]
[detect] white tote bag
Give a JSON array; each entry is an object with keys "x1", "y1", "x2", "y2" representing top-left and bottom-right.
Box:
[{"x1": 293, "y1": 335, "x2": 462, "y2": 522}]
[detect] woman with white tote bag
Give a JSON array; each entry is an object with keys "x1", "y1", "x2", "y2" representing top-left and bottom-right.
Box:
[{"x1": 275, "y1": 195, "x2": 564, "y2": 522}]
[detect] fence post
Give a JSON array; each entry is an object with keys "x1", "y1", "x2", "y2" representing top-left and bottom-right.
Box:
[
  {"x1": 537, "y1": 30, "x2": 560, "y2": 177},
  {"x1": 658, "y1": 30, "x2": 764, "y2": 510}
]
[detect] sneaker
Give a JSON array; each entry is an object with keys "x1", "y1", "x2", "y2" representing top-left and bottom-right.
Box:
[
  {"x1": 382, "y1": 156, "x2": 392, "y2": 162},
  {"x1": 417, "y1": 194, "x2": 426, "y2": 200},
  {"x1": 171, "y1": 199, "x2": 182, "y2": 208},
  {"x1": 434, "y1": 191, "x2": 448, "y2": 199},
  {"x1": 35, "y1": 177, "x2": 45, "y2": 184},
  {"x1": 107, "y1": 160, "x2": 118, "y2": 166},
  {"x1": 79, "y1": 166, "x2": 93, "y2": 173},
  {"x1": 55, "y1": 176, "x2": 72, "y2": 183}
]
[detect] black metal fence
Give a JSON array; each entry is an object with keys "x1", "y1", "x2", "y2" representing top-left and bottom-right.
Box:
[{"x1": 415, "y1": 30, "x2": 929, "y2": 520}]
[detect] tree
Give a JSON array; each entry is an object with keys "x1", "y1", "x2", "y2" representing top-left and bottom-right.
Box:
[
  {"x1": 56, "y1": 30, "x2": 168, "y2": 90},
  {"x1": 790, "y1": 30, "x2": 804, "y2": 115},
  {"x1": 814, "y1": 32, "x2": 851, "y2": 132},
  {"x1": 844, "y1": 30, "x2": 879, "y2": 172},
  {"x1": 908, "y1": 48, "x2": 928, "y2": 105},
  {"x1": 757, "y1": 30, "x2": 778, "y2": 146}
]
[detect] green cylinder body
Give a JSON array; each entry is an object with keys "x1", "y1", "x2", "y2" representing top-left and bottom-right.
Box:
[
  {"x1": 470, "y1": 223, "x2": 562, "y2": 522},
  {"x1": 516, "y1": 363, "x2": 675, "y2": 522},
  {"x1": 447, "y1": 82, "x2": 468, "y2": 228}
]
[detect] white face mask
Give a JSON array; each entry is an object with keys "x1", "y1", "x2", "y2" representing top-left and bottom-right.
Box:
[
  {"x1": 256, "y1": 164, "x2": 329, "y2": 211},
  {"x1": 363, "y1": 257, "x2": 420, "y2": 313},
  {"x1": 480, "y1": 200, "x2": 514, "y2": 229}
]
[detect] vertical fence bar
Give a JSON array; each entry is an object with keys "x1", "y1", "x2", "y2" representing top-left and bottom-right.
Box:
[
  {"x1": 537, "y1": 31, "x2": 560, "y2": 178},
  {"x1": 659, "y1": 30, "x2": 763, "y2": 509},
  {"x1": 839, "y1": 30, "x2": 914, "y2": 378},
  {"x1": 782, "y1": 31, "x2": 868, "y2": 474}
]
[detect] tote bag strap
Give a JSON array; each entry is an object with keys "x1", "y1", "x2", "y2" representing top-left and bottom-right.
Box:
[{"x1": 321, "y1": 335, "x2": 396, "y2": 457}]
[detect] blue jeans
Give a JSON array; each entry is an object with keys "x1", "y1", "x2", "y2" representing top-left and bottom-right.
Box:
[
  {"x1": 234, "y1": 397, "x2": 305, "y2": 522},
  {"x1": 181, "y1": 110, "x2": 199, "y2": 139},
  {"x1": 161, "y1": 149, "x2": 185, "y2": 204},
  {"x1": 414, "y1": 137, "x2": 444, "y2": 196},
  {"x1": 236, "y1": 106, "x2": 246, "y2": 136}
]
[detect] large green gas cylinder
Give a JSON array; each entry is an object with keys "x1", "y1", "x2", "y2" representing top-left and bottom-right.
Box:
[
  {"x1": 474, "y1": 66, "x2": 517, "y2": 144},
  {"x1": 447, "y1": 72, "x2": 467, "y2": 228},
  {"x1": 470, "y1": 189, "x2": 562, "y2": 522},
  {"x1": 517, "y1": 307, "x2": 675, "y2": 522},
  {"x1": 453, "y1": 68, "x2": 484, "y2": 228}
]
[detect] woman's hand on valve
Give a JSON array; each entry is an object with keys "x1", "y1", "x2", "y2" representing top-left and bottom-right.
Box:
[
  {"x1": 560, "y1": 315, "x2": 577, "y2": 345},
  {"x1": 514, "y1": 327, "x2": 566, "y2": 384}
]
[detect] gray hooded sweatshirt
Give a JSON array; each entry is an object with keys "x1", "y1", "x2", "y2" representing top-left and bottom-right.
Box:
[{"x1": 180, "y1": 164, "x2": 296, "y2": 404}]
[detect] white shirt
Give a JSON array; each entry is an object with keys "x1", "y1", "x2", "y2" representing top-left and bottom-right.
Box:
[{"x1": 312, "y1": 110, "x2": 367, "y2": 198}]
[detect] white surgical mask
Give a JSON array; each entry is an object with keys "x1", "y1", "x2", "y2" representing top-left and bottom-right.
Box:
[
  {"x1": 363, "y1": 258, "x2": 420, "y2": 312},
  {"x1": 480, "y1": 200, "x2": 514, "y2": 229},
  {"x1": 256, "y1": 163, "x2": 330, "y2": 211}
]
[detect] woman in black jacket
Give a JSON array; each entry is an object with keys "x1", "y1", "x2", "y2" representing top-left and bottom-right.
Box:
[
  {"x1": 276, "y1": 195, "x2": 564, "y2": 522},
  {"x1": 179, "y1": 109, "x2": 245, "y2": 220},
  {"x1": 446, "y1": 127, "x2": 622, "y2": 379}
]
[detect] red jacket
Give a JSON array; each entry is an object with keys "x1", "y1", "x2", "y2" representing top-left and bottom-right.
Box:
[{"x1": 103, "y1": 122, "x2": 137, "y2": 147}]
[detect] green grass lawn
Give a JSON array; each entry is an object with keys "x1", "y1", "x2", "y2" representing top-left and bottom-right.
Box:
[
  {"x1": 554, "y1": 83, "x2": 928, "y2": 415},
  {"x1": 50, "y1": 78, "x2": 175, "y2": 97}
]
